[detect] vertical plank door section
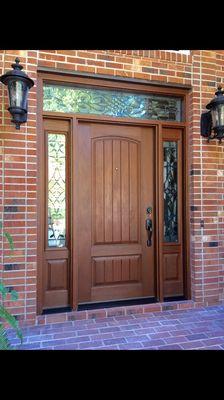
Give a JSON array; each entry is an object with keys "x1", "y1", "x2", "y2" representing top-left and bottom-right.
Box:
[
  {"x1": 42, "y1": 118, "x2": 71, "y2": 310},
  {"x1": 162, "y1": 127, "x2": 184, "y2": 297},
  {"x1": 77, "y1": 121, "x2": 156, "y2": 303}
]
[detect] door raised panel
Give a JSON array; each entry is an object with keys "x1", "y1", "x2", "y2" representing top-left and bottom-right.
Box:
[
  {"x1": 163, "y1": 250, "x2": 183, "y2": 296},
  {"x1": 163, "y1": 253, "x2": 179, "y2": 281},
  {"x1": 93, "y1": 137, "x2": 140, "y2": 245},
  {"x1": 93, "y1": 255, "x2": 141, "y2": 286},
  {"x1": 44, "y1": 258, "x2": 69, "y2": 308},
  {"x1": 47, "y1": 259, "x2": 68, "y2": 290}
]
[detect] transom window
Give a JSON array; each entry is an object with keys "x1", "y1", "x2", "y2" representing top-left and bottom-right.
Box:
[{"x1": 43, "y1": 84, "x2": 183, "y2": 122}]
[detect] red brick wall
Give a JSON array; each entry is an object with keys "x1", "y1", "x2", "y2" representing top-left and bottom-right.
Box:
[{"x1": 0, "y1": 49, "x2": 224, "y2": 325}]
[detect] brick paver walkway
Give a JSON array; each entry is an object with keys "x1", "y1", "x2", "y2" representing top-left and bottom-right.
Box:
[{"x1": 7, "y1": 305, "x2": 224, "y2": 350}]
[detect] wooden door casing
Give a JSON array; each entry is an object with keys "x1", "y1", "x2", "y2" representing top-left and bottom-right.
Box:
[
  {"x1": 77, "y1": 121, "x2": 156, "y2": 303},
  {"x1": 37, "y1": 73, "x2": 191, "y2": 314}
]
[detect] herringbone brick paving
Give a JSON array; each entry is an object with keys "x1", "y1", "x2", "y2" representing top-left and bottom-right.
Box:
[{"x1": 7, "y1": 305, "x2": 224, "y2": 350}]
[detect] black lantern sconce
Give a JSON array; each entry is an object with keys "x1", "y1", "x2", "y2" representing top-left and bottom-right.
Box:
[
  {"x1": 201, "y1": 85, "x2": 224, "y2": 143},
  {"x1": 0, "y1": 57, "x2": 34, "y2": 130}
]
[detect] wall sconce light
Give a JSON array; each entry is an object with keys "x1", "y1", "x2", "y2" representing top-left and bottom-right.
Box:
[
  {"x1": 201, "y1": 85, "x2": 224, "y2": 143},
  {"x1": 0, "y1": 57, "x2": 34, "y2": 130}
]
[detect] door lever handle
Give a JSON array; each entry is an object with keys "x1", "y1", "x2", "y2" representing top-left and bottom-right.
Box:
[{"x1": 145, "y1": 218, "x2": 152, "y2": 247}]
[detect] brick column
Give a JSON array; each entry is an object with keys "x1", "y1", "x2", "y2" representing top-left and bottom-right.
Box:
[
  {"x1": 0, "y1": 50, "x2": 38, "y2": 324},
  {"x1": 190, "y1": 50, "x2": 224, "y2": 305}
]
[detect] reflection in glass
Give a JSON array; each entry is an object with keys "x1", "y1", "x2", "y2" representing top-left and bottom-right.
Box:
[
  {"x1": 8, "y1": 80, "x2": 28, "y2": 108},
  {"x1": 48, "y1": 134, "x2": 66, "y2": 247},
  {"x1": 43, "y1": 84, "x2": 182, "y2": 122},
  {"x1": 163, "y1": 141, "x2": 178, "y2": 242},
  {"x1": 211, "y1": 104, "x2": 224, "y2": 128}
]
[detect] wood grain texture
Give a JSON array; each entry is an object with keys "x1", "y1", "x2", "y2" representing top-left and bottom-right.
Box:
[
  {"x1": 78, "y1": 121, "x2": 155, "y2": 303},
  {"x1": 93, "y1": 137, "x2": 139, "y2": 245},
  {"x1": 93, "y1": 256, "x2": 141, "y2": 286}
]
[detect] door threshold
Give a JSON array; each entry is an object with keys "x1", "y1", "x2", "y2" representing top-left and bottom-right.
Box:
[
  {"x1": 164, "y1": 296, "x2": 186, "y2": 302},
  {"x1": 77, "y1": 297, "x2": 156, "y2": 311},
  {"x1": 42, "y1": 306, "x2": 72, "y2": 315},
  {"x1": 41, "y1": 297, "x2": 187, "y2": 315}
]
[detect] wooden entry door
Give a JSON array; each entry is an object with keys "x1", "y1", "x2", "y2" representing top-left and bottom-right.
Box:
[{"x1": 77, "y1": 121, "x2": 156, "y2": 304}]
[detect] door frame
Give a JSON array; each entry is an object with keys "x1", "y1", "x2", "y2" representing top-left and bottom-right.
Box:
[{"x1": 37, "y1": 71, "x2": 190, "y2": 314}]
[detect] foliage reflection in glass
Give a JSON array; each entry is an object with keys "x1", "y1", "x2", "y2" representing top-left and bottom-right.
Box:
[
  {"x1": 43, "y1": 84, "x2": 182, "y2": 122},
  {"x1": 163, "y1": 141, "x2": 178, "y2": 242},
  {"x1": 48, "y1": 134, "x2": 66, "y2": 247}
]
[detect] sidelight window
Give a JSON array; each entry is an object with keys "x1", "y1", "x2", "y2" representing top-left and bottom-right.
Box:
[
  {"x1": 47, "y1": 133, "x2": 66, "y2": 247},
  {"x1": 43, "y1": 84, "x2": 183, "y2": 122},
  {"x1": 163, "y1": 141, "x2": 178, "y2": 243}
]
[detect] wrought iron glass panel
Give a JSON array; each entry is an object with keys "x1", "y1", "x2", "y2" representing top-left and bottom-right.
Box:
[
  {"x1": 163, "y1": 141, "x2": 178, "y2": 242},
  {"x1": 43, "y1": 84, "x2": 182, "y2": 121},
  {"x1": 48, "y1": 133, "x2": 66, "y2": 247}
]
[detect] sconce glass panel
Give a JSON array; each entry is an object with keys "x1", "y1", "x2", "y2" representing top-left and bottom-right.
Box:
[
  {"x1": 211, "y1": 104, "x2": 224, "y2": 128},
  {"x1": 8, "y1": 80, "x2": 28, "y2": 108}
]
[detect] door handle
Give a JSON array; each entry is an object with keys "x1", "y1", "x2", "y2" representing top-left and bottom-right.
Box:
[{"x1": 145, "y1": 218, "x2": 152, "y2": 247}]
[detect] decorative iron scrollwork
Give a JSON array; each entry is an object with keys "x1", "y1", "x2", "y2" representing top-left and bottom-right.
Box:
[{"x1": 163, "y1": 142, "x2": 178, "y2": 242}]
